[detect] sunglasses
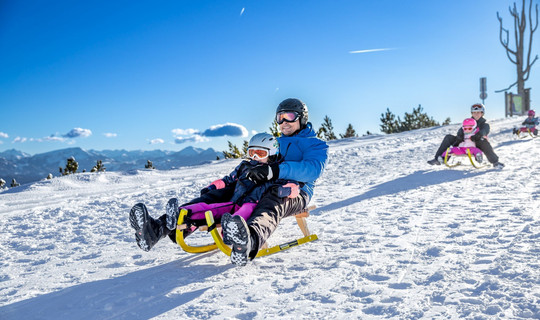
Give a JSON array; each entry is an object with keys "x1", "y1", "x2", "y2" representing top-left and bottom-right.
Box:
[
  {"x1": 463, "y1": 126, "x2": 475, "y2": 132},
  {"x1": 248, "y1": 147, "x2": 269, "y2": 160},
  {"x1": 276, "y1": 111, "x2": 300, "y2": 124}
]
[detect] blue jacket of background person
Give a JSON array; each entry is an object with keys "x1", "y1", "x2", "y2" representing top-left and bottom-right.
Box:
[{"x1": 276, "y1": 122, "x2": 329, "y2": 200}]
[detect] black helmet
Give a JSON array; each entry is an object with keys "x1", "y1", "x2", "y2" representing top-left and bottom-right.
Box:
[{"x1": 276, "y1": 98, "x2": 309, "y2": 127}]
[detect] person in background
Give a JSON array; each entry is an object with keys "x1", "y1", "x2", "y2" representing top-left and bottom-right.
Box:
[
  {"x1": 427, "y1": 103, "x2": 504, "y2": 169},
  {"x1": 513, "y1": 109, "x2": 539, "y2": 136}
]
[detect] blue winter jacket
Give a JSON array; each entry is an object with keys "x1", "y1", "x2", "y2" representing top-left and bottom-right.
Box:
[{"x1": 276, "y1": 123, "x2": 328, "y2": 200}]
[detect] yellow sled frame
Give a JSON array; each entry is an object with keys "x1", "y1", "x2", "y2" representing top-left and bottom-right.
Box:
[
  {"x1": 175, "y1": 205, "x2": 318, "y2": 258},
  {"x1": 516, "y1": 128, "x2": 537, "y2": 139},
  {"x1": 444, "y1": 148, "x2": 489, "y2": 169}
]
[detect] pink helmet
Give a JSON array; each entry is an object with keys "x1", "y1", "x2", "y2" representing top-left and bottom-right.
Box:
[
  {"x1": 462, "y1": 118, "x2": 477, "y2": 132},
  {"x1": 528, "y1": 109, "x2": 535, "y2": 116}
]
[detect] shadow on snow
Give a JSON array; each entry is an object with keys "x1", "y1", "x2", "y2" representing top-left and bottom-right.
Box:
[
  {"x1": 314, "y1": 169, "x2": 490, "y2": 214},
  {"x1": 1, "y1": 253, "x2": 233, "y2": 320}
]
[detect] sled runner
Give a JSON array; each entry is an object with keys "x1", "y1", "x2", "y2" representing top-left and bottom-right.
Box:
[
  {"x1": 442, "y1": 147, "x2": 488, "y2": 169},
  {"x1": 175, "y1": 205, "x2": 318, "y2": 258}
]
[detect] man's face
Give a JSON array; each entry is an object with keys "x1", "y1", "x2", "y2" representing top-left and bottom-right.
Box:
[
  {"x1": 279, "y1": 119, "x2": 301, "y2": 136},
  {"x1": 471, "y1": 111, "x2": 483, "y2": 120}
]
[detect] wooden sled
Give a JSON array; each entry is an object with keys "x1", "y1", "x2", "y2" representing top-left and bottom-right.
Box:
[{"x1": 175, "y1": 205, "x2": 318, "y2": 258}]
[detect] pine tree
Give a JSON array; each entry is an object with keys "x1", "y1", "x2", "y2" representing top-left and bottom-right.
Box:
[
  {"x1": 63, "y1": 157, "x2": 79, "y2": 175},
  {"x1": 91, "y1": 160, "x2": 106, "y2": 172},
  {"x1": 242, "y1": 140, "x2": 249, "y2": 157},
  {"x1": 145, "y1": 160, "x2": 155, "y2": 169},
  {"x1": 317, "y1": 115, "x2": 337, "y2": 141},
  {"x1": 380, "y1": 108, "x2": 401, "y2": 134},
  {"x1": 223, "y1": 141, "x2": 244, "y2": 159},
  {"x1": 399, "y1": 105, "x2": 439, "y2": 131},
  {"x1": 442, "y1": 117, "x2": 451, "y2": 125},
  {"x1": 340, "y1": 124, "x2": 358, "y2": 138},
  {"x1": 381, "y1": 105, "x2": 445, "y2": 134},
  {"x1": 269, "y1": 121, "x2": 281, "y2": 137}
]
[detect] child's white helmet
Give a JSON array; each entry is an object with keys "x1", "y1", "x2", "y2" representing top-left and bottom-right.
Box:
[{"x1": 248, "y1": 133, "x2": 279, "y2": 156}]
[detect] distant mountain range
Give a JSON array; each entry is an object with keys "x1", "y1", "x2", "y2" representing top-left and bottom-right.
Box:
[{"x1": 0, "y1": 147, "x2": 225, "y2": 185}]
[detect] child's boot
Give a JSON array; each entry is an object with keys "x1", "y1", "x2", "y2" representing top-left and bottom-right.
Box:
[{"x1": 129, "y1": 203, "x2": 169, "y2": 252}]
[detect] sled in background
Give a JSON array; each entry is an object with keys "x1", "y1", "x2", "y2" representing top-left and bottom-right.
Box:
[
  {"x1": 442, "y1": 147, "x2": 489, "y2": 169},
  {"x1": 175, "y1": 205, "x2": 318, "y2": 258},
  {"x1": 513, "y1": 127, "x2": 538, "y2": 139}
]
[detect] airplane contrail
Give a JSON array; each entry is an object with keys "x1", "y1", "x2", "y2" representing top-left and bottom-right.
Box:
[{"x1": 349, "y1": 48, "x2": 395, "y2": 54}]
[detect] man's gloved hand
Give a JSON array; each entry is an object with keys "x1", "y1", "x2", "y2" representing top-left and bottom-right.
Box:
[
  {"x1": 277, "y1": 182, "x2": 300, "y2": 198},
  {"x1": 246, "y1": 163, "x2": 280, "y2": 184}
]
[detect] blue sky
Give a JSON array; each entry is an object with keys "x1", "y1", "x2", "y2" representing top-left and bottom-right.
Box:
[{"x1": 1, "y1": 0, "x2": 538, "y2": 155}]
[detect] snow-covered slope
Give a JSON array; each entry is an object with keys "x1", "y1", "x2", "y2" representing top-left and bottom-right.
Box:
[{"x1": 1, "y1": 117, "x2": 538, "y2": 319}]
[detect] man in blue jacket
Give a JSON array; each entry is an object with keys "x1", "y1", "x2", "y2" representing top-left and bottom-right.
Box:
[
  {"x1": 221, "y1": 98, "x2": 329, "y2": 266},
  {"x1": 129, "y1": 98, "x2": 328, "y2": 264}
]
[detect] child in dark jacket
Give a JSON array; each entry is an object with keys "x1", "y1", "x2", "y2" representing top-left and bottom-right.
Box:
[
  {"x1": 513, "y1": 109, "x2": 539, "y2": 136},
  {"x1": 428, "y1": 103, "x2": 504, "y2": 168},
  {"x1": 172, "y1": 132, "x2": 279, "y2": 228}
]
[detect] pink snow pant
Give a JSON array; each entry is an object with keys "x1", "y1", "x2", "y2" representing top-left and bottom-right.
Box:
[{"x1": 181, "y1": 202, "x2": 257, "y2": 221}]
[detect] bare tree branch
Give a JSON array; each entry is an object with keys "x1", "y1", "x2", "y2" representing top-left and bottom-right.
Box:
[
  {"x1": 497, "y1": 0, "x2": 538, "y2": 96},
  {"x1": 525, "y1": 2, "x2": 538, "y2": 70},
  {"x1": 524, "y1": 55, "x2": 538, "y2": 79},
  {"x1": 498, "y1": 12, "x2": 518, "y2": 55},
  {"x1": 495, "y1": 81, "x2": 518, "y2": 93},
  {"x1": 507, "y1": 48, "x2": 518, "y2": 64}
]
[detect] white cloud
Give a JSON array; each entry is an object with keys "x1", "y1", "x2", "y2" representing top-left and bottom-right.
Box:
[
  {"x1": 175, "y1": 135, "x2": 210, "y2": 144},
  {"x1": 43, "y1": 136, "x2": 66, "y2": 142},
  {"x1": 172, "y1": 128, "x2": 199, "y2": 136},
  {"x1": 149, "y1": 138, "x2": 165, "y2": 145},
  {"x1": 240, "y1": 8, "x2": 245, "y2": 16},
  {"x1": 0, "y1": 132, "x2": 8, "y2": 138},
  {"x1": 13, "y1": 137, "x2": 27, "y2": 143},
  {"x1": 104, "y1": 133, "x2": 117, "y2": 138},
  {"x1": 202, "y1": 123, "x2": 249, "y2": 138},
  {"x1": 349, "y1": 48, "x2": 396, "y2": 54},
  {"x1": 63, "y1": 128, "x2": 92, "y2": 138}
]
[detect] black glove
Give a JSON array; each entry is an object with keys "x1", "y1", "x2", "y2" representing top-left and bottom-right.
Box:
[
  {"x1": 200, "y1": 184, "x2": 216, "y2": 196},
  {"x1": 246, "y1": 163, "x2": 280, "y2": 184},
  {"x1": 470, "y1": 133, "x2": 482, "y2": 142}
]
